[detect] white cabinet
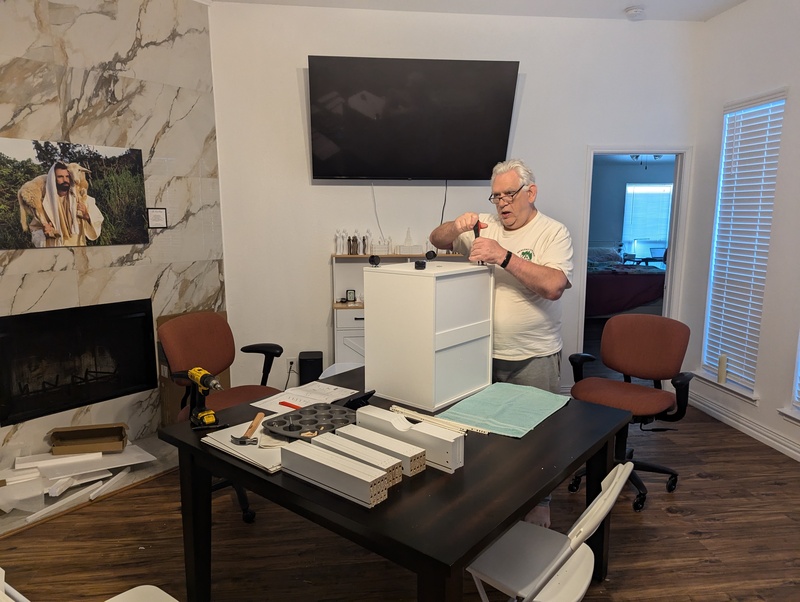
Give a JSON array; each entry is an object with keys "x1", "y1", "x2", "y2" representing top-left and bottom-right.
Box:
[
  {"x1": 331, "y1": 254, "x2": 465, "y2": 364},
  {"x1": 334, "y1": 307, "x2": 365, "y2": 363},
  {"x1": 363, "y1": 261, "x2": 493, "y2": 411}
]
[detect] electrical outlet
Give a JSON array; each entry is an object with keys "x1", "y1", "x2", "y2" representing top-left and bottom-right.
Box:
[{"x1": 286, "y1": 357, "x2": 297, "y2": 374}]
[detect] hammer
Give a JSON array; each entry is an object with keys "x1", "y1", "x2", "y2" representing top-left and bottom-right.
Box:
[{"x1": 230, "y1": 412, "x2": 265, "y2": 445}]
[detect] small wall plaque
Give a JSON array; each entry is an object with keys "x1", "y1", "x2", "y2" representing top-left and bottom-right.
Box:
[{"x1": 147, "y1": 208, "x2": 168, "y2": 228}]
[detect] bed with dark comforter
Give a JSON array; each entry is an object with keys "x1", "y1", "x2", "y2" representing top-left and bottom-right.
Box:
[{"x1": 585, "y1": 247, "x2": 665, "y2": 317}]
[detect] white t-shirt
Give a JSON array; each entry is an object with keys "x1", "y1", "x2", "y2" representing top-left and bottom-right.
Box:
[{"x1": 452, "y1": 211, "x2": 573, "y2": 361}]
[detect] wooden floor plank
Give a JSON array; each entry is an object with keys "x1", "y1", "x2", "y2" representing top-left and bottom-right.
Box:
[{"x1": 1, "y1": 405, "x2": 798, "y2": 601}]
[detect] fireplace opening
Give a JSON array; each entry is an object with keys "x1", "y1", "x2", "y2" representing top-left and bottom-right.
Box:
[{"x1": 0, "y1": 299, "x2": 158, "y2": 427}]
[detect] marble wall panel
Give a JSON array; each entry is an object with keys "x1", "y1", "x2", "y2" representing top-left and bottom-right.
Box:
[
  {"x1": 89, "y1": 389, "x2": 161, "y2": 442},
  {"x1": 0, "y1": 388, "x2": 160, "y2": 469},
  {"x1": 0, "y1": 0, "x2": 222, "y2": 463},
  {"x1": 134, "y1": 0, "x2": 214, "y2": 92},
  {"x1": 142, "y1": 176, "x2": 223, "y2": 264},
  {"x1": 62, "y1": 70, "x2": 186, "y2": 152},
  {"x1": 144, "y1": 88, "x2": 218, "y2": 178},
  {"x1": 0, "y1": 56, "x2": 63, "y2": 139},
  {"x1": 0, "y1": 269, "x2": 80, "y2": 315},
  {"x1": 48, "y1": 0, "x2": 212, "y2": 92},
  {"x1": 0, "y1": 248, "x2": 75, "y2": 277},
  {"x1": 0, "y1": 0, "x2": 54, "y2": 63},
  {"x1": 150, "y1": 260, "x2": 225, "y2": 317}
]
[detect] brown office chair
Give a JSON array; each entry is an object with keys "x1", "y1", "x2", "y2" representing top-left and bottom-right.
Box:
[
  {"x1": 568, "y1": 313, "x2": 693, "y2": 511},
  {"x1": 157, "y1": 311, "x2": 283, "y2": 522}
]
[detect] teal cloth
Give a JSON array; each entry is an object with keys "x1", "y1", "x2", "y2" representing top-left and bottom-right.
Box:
[{"x1": 439, "y1": 382, "x2": 570, "y2": 438}]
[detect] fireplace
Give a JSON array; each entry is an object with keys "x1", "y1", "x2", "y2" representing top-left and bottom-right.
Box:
[{"x1": 0, "y1": 299, "x2": 158, "y2": 426}]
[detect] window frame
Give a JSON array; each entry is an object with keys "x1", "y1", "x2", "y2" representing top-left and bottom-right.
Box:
[
  {"x1": 621, "y1": 183, "x2": 673, "y2": 262},
  {"x1": 701, "y1": 90, "x2": 787, "y2": 394}
]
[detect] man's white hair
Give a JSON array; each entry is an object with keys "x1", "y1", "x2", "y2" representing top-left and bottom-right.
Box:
[{"x1": 491, "y1": 159, "x2": 536, "y2": 187}]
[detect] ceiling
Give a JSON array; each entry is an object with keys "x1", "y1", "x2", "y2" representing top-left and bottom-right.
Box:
[{"x1": 208, "y1": 0, "x2": 747, "y2": 22}]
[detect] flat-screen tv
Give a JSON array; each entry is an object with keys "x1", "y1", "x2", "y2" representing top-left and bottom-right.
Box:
[{"x1": 308, "y1": 56, "x2": 519, "y2": 181}]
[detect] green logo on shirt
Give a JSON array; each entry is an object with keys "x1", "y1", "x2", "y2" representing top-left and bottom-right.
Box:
[{"x1": 520, "y1": 249, "x2": 534, "y2": 261}]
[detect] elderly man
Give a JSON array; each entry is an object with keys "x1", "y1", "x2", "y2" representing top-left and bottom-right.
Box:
[
  {"x1": 28, "y1": 162, "x2": 103, "y2": 248},
  {"x1": 429, "y1": 158, "x2": 574, "y2": 527}
]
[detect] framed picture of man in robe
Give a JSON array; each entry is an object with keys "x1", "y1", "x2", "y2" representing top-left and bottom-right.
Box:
[{"x1": 0, "y1": 138, "x2": 148, "y2": 249}]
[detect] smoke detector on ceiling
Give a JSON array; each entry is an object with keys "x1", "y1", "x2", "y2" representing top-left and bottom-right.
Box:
[{"x1": 625, "y1": 6, "x2": 646, "y2": 22}]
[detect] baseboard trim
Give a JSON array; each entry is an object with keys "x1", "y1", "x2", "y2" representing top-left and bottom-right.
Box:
[{"x1": 690, "y1": 394, "x2": 800, "y2": 462}]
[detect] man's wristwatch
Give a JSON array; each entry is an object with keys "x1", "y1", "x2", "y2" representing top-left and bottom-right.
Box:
[{"x1": 500, "y1": 250, "x2": 513, "y2": 269}]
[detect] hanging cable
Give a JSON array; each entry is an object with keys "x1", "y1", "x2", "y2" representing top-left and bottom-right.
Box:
[
  {"x1": 439, "y1": 180, "x2": 449, "y2": 225},
  {"x1": 371, "y1": 182, "x2": 385, "y2": 241}
]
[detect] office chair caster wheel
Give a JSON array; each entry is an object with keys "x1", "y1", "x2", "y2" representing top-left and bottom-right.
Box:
[
  {"x1": 633, "y1": 493, "x2": 646, "y2": 512},
  {"x1": 567, "y1": 476, "x2": 582, "y2": 493},
  {"x1": 242, "y1": 509, "x2": 256, "y2": 523},
  {"x1": 666, "y1": 475, "x2": 678, "y2": 492}
]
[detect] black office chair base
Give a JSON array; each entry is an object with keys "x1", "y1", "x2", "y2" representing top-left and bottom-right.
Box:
[
  {"x1": 211, "y1": 479, "x2": 256, "y2": 523},
  {"x1": 569, "y1": 464, "x2": 652, "y2": 511},
  {"x1": 568, "y1": 421, "x2": 680, "y2": 511},
  {"x1": 233, "y1": 484, "x2": 256, "y2": 524},
  {"x1": 625, "y1": 470, "x2": 677, "y2": 511},
  {"x1": 667, "y1": 474, "x2": 678, "y2": 492},
  {"x1": 568, "y1": 453, "x2": 679, "y2": 511}
]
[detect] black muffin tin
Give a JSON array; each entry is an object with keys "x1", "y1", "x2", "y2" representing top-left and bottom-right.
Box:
[{"x1": 262, "y1": 403, "x2": 356, "y2": 440}]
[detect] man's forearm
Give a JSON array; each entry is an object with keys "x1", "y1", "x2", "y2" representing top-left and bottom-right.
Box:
[
  {"x1": 504, "y1": 253, "x2": 569, "y2": 300},
  {"x1": 429, "y1": 221, "x2": 460, "y2": 250}
]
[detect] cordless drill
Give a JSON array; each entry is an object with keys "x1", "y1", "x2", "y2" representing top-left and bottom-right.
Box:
[{"x1": 187, "y1": 367, "x2": 224, "y2": 428}]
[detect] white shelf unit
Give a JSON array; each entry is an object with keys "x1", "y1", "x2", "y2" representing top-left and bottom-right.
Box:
[
  {"x1": 331, "y1": 254, "x2": 465, "y2": 364},
  {"x1": 363, "y1": 261, "x2": 493, "y2": 411}
]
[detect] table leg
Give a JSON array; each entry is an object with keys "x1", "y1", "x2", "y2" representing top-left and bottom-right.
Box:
[
  {"x1": 585, "y1": 435, "x2": 615, "y2": 581},
  {"x1": 417, "y1": 567, "x2": 462, "y2": 602},
  {"x1": 179, "y1": 449, "x2": 212, "y2": 602}
]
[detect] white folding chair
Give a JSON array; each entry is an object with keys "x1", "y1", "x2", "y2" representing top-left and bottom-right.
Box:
[
  {"x1": 467, "y1": 462, "x2": 633, "y2": 602},
  {"x1": 105, "y1": 585, "x2": 179, "y2": 601}
]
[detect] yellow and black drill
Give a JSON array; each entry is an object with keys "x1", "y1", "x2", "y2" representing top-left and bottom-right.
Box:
[{"x1": 186, "y1": 367, "x2": 224, "y2": 429}]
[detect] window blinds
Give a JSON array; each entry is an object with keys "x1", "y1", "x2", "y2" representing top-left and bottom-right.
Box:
[
  {"x1": 702, "y1": 95, "x2": 785, "y2": 390},
  {"x1": 621, "y1": 184, "x2": 673, "y2": 258}
]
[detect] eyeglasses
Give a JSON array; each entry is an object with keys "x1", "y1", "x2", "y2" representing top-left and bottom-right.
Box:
[{"x1": 488, "y1": 184, "x2": 526, "y2": 205}]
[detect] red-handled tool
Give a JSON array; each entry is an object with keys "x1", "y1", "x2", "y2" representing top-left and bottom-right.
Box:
[{"x1": 279, "y1": 401, "x2": 302, "y2": 410}]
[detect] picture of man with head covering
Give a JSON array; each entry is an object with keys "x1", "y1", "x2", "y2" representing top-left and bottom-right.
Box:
[{"x1": 19, "y1": 161, "x2": 104, "y2": 248}]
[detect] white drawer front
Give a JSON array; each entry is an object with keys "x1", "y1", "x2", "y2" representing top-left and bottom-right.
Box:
[{"x1": 336, "y1": 309, "x2": 365, "y2": 329}]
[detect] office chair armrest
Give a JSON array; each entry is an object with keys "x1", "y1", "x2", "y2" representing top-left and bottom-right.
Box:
[
  {"x1": 241, "y1": 343, "x2": 283, "y2": 357},
  {"x1": 672, "y1": 371, "x2": 695, "y2": 389},
  {"x1": 241, "y1": 343, "x2": 284, "y2": 386},
  {"x1": 568, "y1": 352, "x2": 596, "y2": 382},
  {"x1": 657, "y1": 371, "x2": 695, "y2": 422}
]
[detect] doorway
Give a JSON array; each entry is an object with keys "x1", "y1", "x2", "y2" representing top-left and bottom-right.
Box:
[{"x1": 581, "y1": 152, "x2": 683, "y2": 375}]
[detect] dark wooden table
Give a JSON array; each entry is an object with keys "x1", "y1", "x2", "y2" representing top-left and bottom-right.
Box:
[{"x1": 158, "y1": 368, "x2": 630, "y2": 601}]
